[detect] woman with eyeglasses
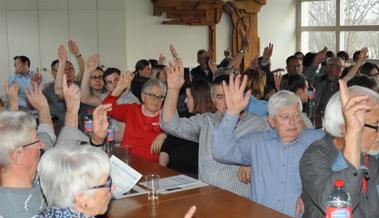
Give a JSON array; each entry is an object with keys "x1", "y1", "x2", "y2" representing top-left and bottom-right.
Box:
[
  {"x1": 103, "y1": 72, "x2": 167, "y2": 162},
  {"x1": 37, "y1": 145, "x2": 113, "y2": 218}
]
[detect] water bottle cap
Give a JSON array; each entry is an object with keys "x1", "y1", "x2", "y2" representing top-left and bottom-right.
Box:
[{"x1": 335, "y1": 179, "x2": 344, "y2": 187}]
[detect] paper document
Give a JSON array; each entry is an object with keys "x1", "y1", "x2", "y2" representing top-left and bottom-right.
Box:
[
  {"x1": 113, "y1": 184, "x2": 147, "y2": 199},
  {"x1": 110, "y1": 155, "x2": 142, "y2": 199},
  {"x1": 140, "y1": 174, "x2": 208, "y2": 194}
]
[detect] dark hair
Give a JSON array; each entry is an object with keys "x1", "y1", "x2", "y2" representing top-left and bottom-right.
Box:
[
  {"x1": 197, "y1": 49, "x2": 208, "y2": 57},
  {"x1": 95, "y1": 66, "x2": 104, "y2": 72},
  {"x1": 14, "y1": 56, "x2": 30, "y2": 68},
  {"x1": 360, "y1": 62, "x2": 379, "y2": 76},
  {"x1": 347, "y1": 75, "x2": 377, "y2": 90},
  {"x1": 186, "y1": 79, "x2": 215, "y2": 114},
  {"x1": 245, "y1": 69, "x2": 266, "y2": 98},
  {"x1": 303, "y1": 52, "x2": 316, "y2": 67},
  {"x1": 103, "y1": 67, "x2": 121, "y2": 82},
  {"x1": 280, "y1": 73, "x2": 307, "y2": 93},
  {"x1": 149, "y1": 59, "x2": 159, "y2": 68},
  {"x1": 286, "y1": 55, "x2": 302, "y2": 66},
  {"x1": 353, "y1": 50, "x2": 361, "y2": 62},
  {"x1": 326, "y1": 51, "x2": 335, "y2": 58},
  {"x1": 294, "y1": 51, "x2": 304, "y2": 59},
  {"x1": 135, "y1": 59, "x2": 150, "y2": 73},
  {"x1": 212, "y1": 74, "x2": 230, "y2": 87},
  {"x1": 0, "y1": 98, "x2": 4, "y2": 108},
  {"x1": 337, "y1": 51, "x2": 349, "y2": 62},
  {"x1": 50, "y1": 59, "x2": 59, "y2": 69}
]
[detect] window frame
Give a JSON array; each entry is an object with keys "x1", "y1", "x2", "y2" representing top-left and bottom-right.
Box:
[{"x1": 296, "y1": 0, "x2": 379, "y2": 64}]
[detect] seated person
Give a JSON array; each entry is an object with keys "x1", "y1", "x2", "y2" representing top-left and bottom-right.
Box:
[
  {"x1": 159, "y1": 79, "x2": 215, "y2": 177},
  {"x1": 245, "y1": 69, "x2": 268, "y2": 116},
  {"x1": 213, "y1": 74, "x2": 324, "y2": 216},
  {"x1": 131, "y1": 59, "x2": 153, "y2": 101},
  {"x1": 300, "y1": 80, "x2": 379, "y2": 218},
  {"x1": 161, "y1": 58, "x2": 270, "y2": 198},
  {"x1": 280, "y1": 73, "x2": 313, "y2": 128},
  {"x1": 37, "y1": 145, "x2": 113, "y2": 217},
  {"x1": 103, "y1": 73, "x2": 167, "y2": 162}
]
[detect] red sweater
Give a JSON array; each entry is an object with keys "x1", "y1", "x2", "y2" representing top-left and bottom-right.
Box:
[{"x1": 103, "y1": 95, "x2": 160, "y2": 162}]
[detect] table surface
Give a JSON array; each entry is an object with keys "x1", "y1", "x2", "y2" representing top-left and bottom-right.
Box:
[{"x1": 104, "y1": 153, "x2": 288, "y2": 218}]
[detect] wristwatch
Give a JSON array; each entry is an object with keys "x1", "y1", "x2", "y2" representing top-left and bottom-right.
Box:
[{"x1": 239, "y1": 49, "x2": 245, "y2": 54}]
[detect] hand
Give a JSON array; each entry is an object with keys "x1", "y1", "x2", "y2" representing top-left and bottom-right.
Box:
[
  {"x1": 314, "y1": 47, "x2": 327, "y2": 65},
  {"x1": 357, "y1": 47, "x2": 369, "y2": 64},
  {"x1": 339, "y1": 79, "x2": 369, "y2": 136},
  {"x1": 32, "y1": 68, "x2": 42, "y2": 84},
  {"x1": 170, "y1": 44, "x2": 178, "y2": 58},
  {"x1": 85, "y1": 54, "x2": 100, "y2": 73},
  {"x1": 274, "y1": 72, "x2": 282, "y2": 91},
  {"x1": 25, "y1": 82, "x2": 48, "y2": 112},
  {"x1": 295, "y1": 195, "x2": 304, "y2": 218},
  {"x1": 68, "y1": 40, "x2": 80, "y2": 56},
  {"x1": 62, "y1": 74, "x2": 81, "y2": 113},
  {"x1": 58, "y1": 45, "x2": 68, "y2": 62},
  {"x1": 223, "y1": 74, "x2": 251, "y2": 116},
  {"x1": 262, "y1": 43, "x2": 273, "y2": 60},
  {"x1": 166, "y1": 57, "x2": 185, "y2": 90},
  {"x1": 4, "y1": 81, "x2": 19, "y2": 102},
  {"x1": 150, "y1": 133, "x2": 167, "y2": 154},
  {"x1": 92, "y1": 104, "x2": 112, "y2": 144},
  {"x1": 183, "y1": 206, "x2": 197, "y2": 218},
  {"x1": 237, "y1": 166, "x2": 251, "y2": 184},
  {"x1": 159, "y1": 53, "x2": 166, "y2": 65}
]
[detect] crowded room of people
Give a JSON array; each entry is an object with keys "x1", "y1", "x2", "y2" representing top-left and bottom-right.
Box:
[{"x1": 0, "y1": 0, "x2": 378, "y2": 217}]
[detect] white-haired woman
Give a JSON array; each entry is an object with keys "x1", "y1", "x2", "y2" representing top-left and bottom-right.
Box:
[
  {"x1": 37, "y1": 145, "x2": 113, "y2": 218},
  {"x1": 103, "y1": 72, "x2": 167, "y2": 162}
]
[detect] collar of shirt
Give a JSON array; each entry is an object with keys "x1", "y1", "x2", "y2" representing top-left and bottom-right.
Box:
[{"x1": 267, "y1": 129, "x2": 302, "y2": 147}]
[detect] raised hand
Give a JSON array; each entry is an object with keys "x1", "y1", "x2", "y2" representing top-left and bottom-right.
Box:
[
  {"x1": 68, "y1": 40, "x2": 80, "y2": 56},
  {"x1": 158, "y1": 53, "x2": 166, "y2": 65},
  {"x1": 262, "y1": 43, "x2": 273, "y2": 60},
  {"x1": 111, "y1": 70, "x2": 134, "y2": 97},
  {"x1": 85, "y1": 54, "x2": 100, "y2": 73},
  {"x1": 357, "y1": 47, "x2": 369, "y2": 64},
  {"x1": 274, "y1": 72, "x2": 283, "y2": 91},
  {"x1": 166, "y1": 57, "x2": 185, "y2": 90},
  {"x1": 32, "y1": 67, "x2": 42, "y2": 84},
  {"x1": 170, "y1": 44, "x2": 178, "y2": 58},
  {"x1": 25, "y1": 82, "x2": 48, "y2": 112},
  {"x1": 92, "y1": 104, "x2": 112, "y2": 144},
  {"x1": 314, "y1": 47, "x2": 327, "y2": 65},
  {"x1": 223, "y1": 74, "x2": 251, "y2": 116},
  {"x1": 63, "y1": 74, "x2": 81, "y2": 114},
  {"x1": 4, "y1": 81, "x2": 19, "y2": 111},
  {"x1": 58, "y1": 45, "x2": 68, "y2": 62}
]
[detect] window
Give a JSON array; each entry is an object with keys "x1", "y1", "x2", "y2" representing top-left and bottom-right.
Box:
[{"x1": 297, "y1": 0, "x2": 379, "y2": 62}]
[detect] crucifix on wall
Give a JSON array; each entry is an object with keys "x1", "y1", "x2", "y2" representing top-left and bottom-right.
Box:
[{"x1": 151, "y1": 0, "x2": 266, "y2": 71}]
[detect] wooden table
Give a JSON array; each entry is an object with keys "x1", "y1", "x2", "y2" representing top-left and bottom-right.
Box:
[{"x1": 105, "y1": 154, "x2": 288, "y2": 218}]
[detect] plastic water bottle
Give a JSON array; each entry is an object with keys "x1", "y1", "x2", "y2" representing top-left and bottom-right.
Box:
[
  {"x1": 104, "y1": 128, "x2": 115, "y2": 157},
  {"x1": 83, "y1": 116, "x2": 93, "y2": 137},
  {"x1": 326, "y1": 179, "x2": 352, "y2": 218},
  {"x1": 307, "y1": 85, "x2": 316, "y2": 124}
]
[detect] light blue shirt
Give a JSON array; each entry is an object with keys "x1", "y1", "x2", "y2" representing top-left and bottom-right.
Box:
[
  {"x1": 246, "y1": 95, "x2": 268, "y2": 116},
  {"x1": 213, "y1": 112, "x2": 324, "y2": 217},
  {"x1": 8, "y1": 70, "x2": 35, "y2": 108}
]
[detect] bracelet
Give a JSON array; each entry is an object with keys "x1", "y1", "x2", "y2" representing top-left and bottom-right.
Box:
[{"x1": 90, "y1": 137, "x2": 104, "y2": 147}]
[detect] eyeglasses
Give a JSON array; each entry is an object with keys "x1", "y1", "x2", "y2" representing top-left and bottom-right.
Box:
[
  {"x1": 21, "y1": 140, "x2": 40, "y2": 149},
  {"x1": 143, "y1": 92, "x2": 165, "y2": 101},
  {"x1": 364, "y1": 123, "x2": 379, "y2": 132},
  {"x1": 90, "y1": 177, "x2": 112, "y2": 192},
  {"x1": 277, "y1": 113, "x2": 303, "y2": 122},
  {"x1": 90, "y1": 76, "x2": 103, "y2": 81}
]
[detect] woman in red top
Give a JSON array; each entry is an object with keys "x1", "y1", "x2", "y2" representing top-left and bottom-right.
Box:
[{"x1": 103, "y1": 71, "x2": 167, "y2": 162}]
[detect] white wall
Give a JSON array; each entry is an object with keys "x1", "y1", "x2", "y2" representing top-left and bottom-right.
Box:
[{"x1": 258, "y1": 0, "x2": 297, "y2": 69}]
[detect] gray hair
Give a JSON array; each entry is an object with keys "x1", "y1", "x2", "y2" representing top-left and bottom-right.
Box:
[
  {"x1": 324, "y1": 85, "x2": 379, "y2": 137},
  {"x1": 326, "y1": 57, "x2": 343, "y2": 65},
  {"x1": 141, "y1": 78, "x2": 167, "y2": 96},
  {"x1": 0, "y1": 111, "x2": 36, "y2": 166},
  {"x1": 38, "y1": 145, "x2": 110, "y2": 208},
  {"x1": 267, "y1": 90, "x2": 302, "y2": 116}
]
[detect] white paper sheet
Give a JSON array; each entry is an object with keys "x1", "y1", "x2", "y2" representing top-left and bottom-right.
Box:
[{"x1": 110, "y1": 155, "x2": 142, "y2": 199}]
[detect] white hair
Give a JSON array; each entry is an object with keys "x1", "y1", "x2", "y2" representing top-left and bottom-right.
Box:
[
  {"x1": 267, "y1": 90, "x2": 302, "y2": 116},
  {"x1": 38, "y1": 145, "x2": 110, "y2": 208},
  {"x1": 141, "y1": 78, "x2": 167, "y2": 96},
  {"x1": 0, "y1": 111, "x2": 36, "y2": 166},
  {"x1": 326, "y1": 57, "x2": 343, "y2": 65},
  {"x1": 324, "y1": 85, "x2": 379, "y2": 137}
]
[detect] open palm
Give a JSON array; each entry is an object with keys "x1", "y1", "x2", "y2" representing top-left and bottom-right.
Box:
[{"x1": 223, "y1": 74, "x2": 251, "y2": 116}]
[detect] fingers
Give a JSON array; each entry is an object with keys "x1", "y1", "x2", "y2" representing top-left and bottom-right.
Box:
[{"x1": 184, "y1": 206, "x2": 197, "y2": 218}]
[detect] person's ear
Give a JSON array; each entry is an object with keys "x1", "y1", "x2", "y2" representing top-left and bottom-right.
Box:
[
  {"x1": 268, "y1": 115, "x2": 275, "y2": 128},
  {"x1": 10, "y1": 148, "x2": 24, "y2": 165},
  {"x1": 74, "y1": 193, "x2": 89, "y2": 210}
]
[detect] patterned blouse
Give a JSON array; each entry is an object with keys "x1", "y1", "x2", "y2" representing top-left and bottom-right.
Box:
[{"x1": 37, "y1": 207, "x2": 94, "y2": 218}]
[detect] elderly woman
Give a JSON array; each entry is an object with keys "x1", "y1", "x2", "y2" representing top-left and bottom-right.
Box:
[
  {"x1": 103, "y1": 72, "x2": 167, "y2": 162},
  {"x1": 37, "y1": 145, "x2": 112, "y2": 217}
]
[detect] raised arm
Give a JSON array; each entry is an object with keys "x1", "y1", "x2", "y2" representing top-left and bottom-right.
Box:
[
  {"x1": 26, "y1": 82, "x2": 53, "y2": 127},
  {"x1": 81, "y1": 54, "x2": 102, "y2": 106},
  {"x1": 4, "y1": 81, "x2": 19, "y2": 111},
  {"x1": 62, "y1": 74, "x2": 81, "y2": 128},
  {"x1": 342, "y1": 47, "x2": 368, "y2": 81},
  {"x1": 260, "y1": 43, "x2": 273, "y2": 68},
  {"x1": 91, "y1": 104, "x2": 112, "y2": 145},
  {"x1": 54, "y1": 45, "x2": 68, "y2": 99},
  {"x1": 68, "y1": 40, "x2": 85, "y2": 81}
]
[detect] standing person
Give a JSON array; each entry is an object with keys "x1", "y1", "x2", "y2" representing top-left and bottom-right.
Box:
[
  {"x1": 212, "y1": 74, "x2": 324, "y2": 216},
  {"x1": 161, "y1": 57, "x2": 270, "y2": 198},
  {"x1": 190, "y1": 49, "x2": 213, "y2": 82},
  {"x1": 299, "y1": 80, "x2": 379, "y2": 218}
]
